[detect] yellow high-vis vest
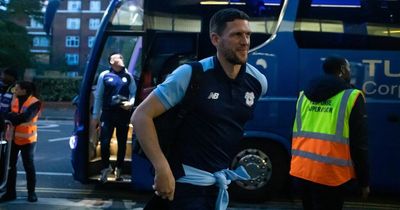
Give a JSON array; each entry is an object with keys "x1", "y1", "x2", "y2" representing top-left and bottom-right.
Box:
[
  {"x1": 290, "y1": 89, "x2": 362, "y2": 186},
  {"x1": 11, "y1": 96, "x2": 40, "y2": 145}
]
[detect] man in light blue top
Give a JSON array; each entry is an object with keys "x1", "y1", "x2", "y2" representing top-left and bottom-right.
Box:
[
  {"x1": 131, "y1": 8, "x2": 267, "y2": 210},
  {"x1": 92, "y1": 52, "x2": 136, "y2": 183}
]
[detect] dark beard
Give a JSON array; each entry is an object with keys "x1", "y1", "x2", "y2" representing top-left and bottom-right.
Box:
[{"x1": 225, "y1": 50, "x2": 246, "y2": 65}]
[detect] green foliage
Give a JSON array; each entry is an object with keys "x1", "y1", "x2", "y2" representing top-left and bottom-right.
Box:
[
  {"x1": 33, "y1": 77, "x2": 82, "y2": 101},
  {"x1": 5, "y1": 0, "x2": 43, "y2": 20},
  {"x1": 0, "y1": 19, "x2": 31, "y2": 72},
  {"x1": 0, "y1": 0, "x2": 44, "y2": 71}
]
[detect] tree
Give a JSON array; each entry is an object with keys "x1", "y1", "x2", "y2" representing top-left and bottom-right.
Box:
[{"x1": 0, "y1": 0, "x2": 44, "y2": 78}]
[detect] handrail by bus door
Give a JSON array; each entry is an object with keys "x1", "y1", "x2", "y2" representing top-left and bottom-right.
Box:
[{"x1": 0, "y1": 121, "x2": 14, "y2": 196}]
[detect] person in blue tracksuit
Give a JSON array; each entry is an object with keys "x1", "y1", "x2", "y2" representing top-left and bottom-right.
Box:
[
  {"x1": 131, "y1": 8, "x2": 267, "y2": 210},
  {"x1": 92, "y1": 52, "x2": 136, "y2": 183},
  {"x1": 0, "y1": 67, "x2": 17, "y2": 131}
]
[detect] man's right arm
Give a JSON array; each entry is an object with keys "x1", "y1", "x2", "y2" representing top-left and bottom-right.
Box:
[
  {"x1": 92, "y1": 72, "x2": 106, "y2": 120},
  {"x1": 131, "y1": 92, "x2": 175, "y2": 201}
]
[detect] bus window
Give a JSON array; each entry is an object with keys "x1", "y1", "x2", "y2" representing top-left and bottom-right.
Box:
[
  {"x1": 94, "y1": 36, "x2": 141, "y2": 75},
  {"x1": 294, "y1": 0, "x2": 400, "y2": 50},
  {"x1": 110, "y1": 0, "x2": 144, "y2": 30}
]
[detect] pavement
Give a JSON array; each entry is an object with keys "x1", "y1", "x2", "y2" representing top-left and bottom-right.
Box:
[{"x1": 40, "y1": 101, "x2": 75, "y2": 121}]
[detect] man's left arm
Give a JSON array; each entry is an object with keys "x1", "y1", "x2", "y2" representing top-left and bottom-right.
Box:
[
  {"x1": 6, "y1": 101, "x2": 41, "y2": 126},
  {"x1": 349, "y1": 94, "x2": 370, "y2": 197}
]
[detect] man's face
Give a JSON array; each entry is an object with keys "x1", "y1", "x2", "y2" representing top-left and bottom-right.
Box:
[
  {"x1": 213, "y1": 19, "x2": 251, "y2": 65},
  {"x1": 341, "y1": 59, "x2": 351, "y2": 82},
  {"x1": 109, "y1": 54, "x2": 125, "y2": 70},
  {"x1": 14, "y1": 84, "x2": 26, "y2": 97}
]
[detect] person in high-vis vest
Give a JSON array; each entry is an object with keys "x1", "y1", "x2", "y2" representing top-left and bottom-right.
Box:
[
  {"x1": 290, "y1": 56, "x2": 370, "y2": 210},
  {"x1": 0, "y1": 81, "x2": 41, "y2": 203}
]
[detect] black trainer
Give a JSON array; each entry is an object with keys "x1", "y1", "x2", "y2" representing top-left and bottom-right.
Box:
[
  {"x1": 0, "y1": 193, "x2": 16, "y2": 203},
  {"x1": 27, "y1": 192, "x2": 38, "y2": 202}
]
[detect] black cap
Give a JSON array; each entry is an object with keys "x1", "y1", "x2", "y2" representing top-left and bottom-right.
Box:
[{"x1": 2, "y1": 66, "x2": 18, "y2": 79}]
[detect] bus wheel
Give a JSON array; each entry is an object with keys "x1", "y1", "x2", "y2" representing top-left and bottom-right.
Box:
[{"x1": 230, "y1": 139, "x2": 289, "y2": 202}]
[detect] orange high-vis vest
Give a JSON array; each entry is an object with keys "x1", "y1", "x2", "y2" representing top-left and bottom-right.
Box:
[
  {"x1": 11, "y1": 96, "x2": 40, "y2": 145},
  {"x1": 290, "y1": 89, "x2": 362, "y2": 186}
]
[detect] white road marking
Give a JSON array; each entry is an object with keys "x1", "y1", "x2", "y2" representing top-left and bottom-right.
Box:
[
  {"x1": 48, "y1": 137, "x2": 70, "y2": 142},
  {"x1": 37, "y1": 123, "x2": 59, "y2": 129},
  {"x1": 0, "y1": 197, "x2": 144, "y2": 209},
  {"x1": 39, "y1": 129, "x2": 61, "y2": 132},
  {"x1": 18, "y1": 171, "x2": 72, "y2": 176}
]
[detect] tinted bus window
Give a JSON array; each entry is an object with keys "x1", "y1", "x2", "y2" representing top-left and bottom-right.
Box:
[
  {"x1": 143, "y1": 0, "x2": 283, "y2": 57},
  {"x1": 294, "y1": 0, "x2": 400, "y2": 50},
  {"x1": 109, "y1": 0, "x2": 144, "y2": 30}
]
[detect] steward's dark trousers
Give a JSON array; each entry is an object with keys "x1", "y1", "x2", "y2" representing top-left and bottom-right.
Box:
[
  {"x1": 144, "y1": 183, "x2": 218, "y2": 210},
  {"x1": 100, "y1": 109, "x2": 131, "y2": 169},
  {"x1": 7, "y1": 141, "x2": 37, "y2": 195},
  {"x1": 293, "y1": 177, "x2": 345, "y2": 210}
]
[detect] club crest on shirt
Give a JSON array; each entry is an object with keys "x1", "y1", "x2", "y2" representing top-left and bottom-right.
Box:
[
  {"x1": 108, "y1": 78, "x2": 114, "y2": 82},
  {"x1": 122, "y1": 77, "x2": 128, "y2": 83},
  {"x1": 244, "y1": 92, "x2": 255, "y2": 107}
]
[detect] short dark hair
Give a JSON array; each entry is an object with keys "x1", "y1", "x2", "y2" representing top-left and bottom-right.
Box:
[
  {"x1": 209, "y1": 8, "x2": 249, "y2": 35},
  {"x1": 16, "y1": 81, "x2": 37, "y2": 97},
  {"x1": 108, "y1": 52, "x2": 123, "y2": 64},
  {"x1": 3, "y1": 66, "x2": 18, "y2": 80},
  {"x1": 323, "y1": 56, "x2": 347, "y2": 75}
]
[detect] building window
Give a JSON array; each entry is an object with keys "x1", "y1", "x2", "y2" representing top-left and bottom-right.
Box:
[
  {"x1": 30, "y1": 18, "x2": 43, "y2": 29},
  {"x1": 89, "y1": 18, "x2": 100, "y2": 30},
  {"x1": 68, "y1": 1, "x2": 81, "y2": 11},
  {"x1": 66, "y1": 18, "x2": 80, "y2": 30},
  {"x1": 90, "y1": 1, "x2": 101, "y2": 11},
  {"x1": 66, "y1": 36, "x2": 80, "y2": 47},
  {"x1": 65, "y1": 53, "x2": 79, "y2": 65},
  {"x1": 35, "y1": 54, "x2": 50, "y2": 64},
  {"x1": 32, "y1": 36, "x2": 49, "y2": 47},
  {"x1": 88, "y1": 36, "x2": 95, "y2": 48}
]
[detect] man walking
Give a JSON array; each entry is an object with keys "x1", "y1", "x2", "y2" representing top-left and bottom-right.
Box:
[{"x1": 132, "y1": 8, "x2": 267, "y2": 210}]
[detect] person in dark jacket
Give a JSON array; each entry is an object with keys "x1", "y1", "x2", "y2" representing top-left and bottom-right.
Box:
[
  {"x1": 0, "y1": 67, "x2": 18, "y2": 132},
  {"x1": 290, "y1": 56, "x2": 370, "y2": 210},
  {"x1": 131, "y1": 8, "x2": 267, "y2": 210},
  {"x1": 0, "y1": 81, "x2": 41, "y2": 203},
  {"x1": 92, "y1": 52, "x2": 136, "y2": 183}
]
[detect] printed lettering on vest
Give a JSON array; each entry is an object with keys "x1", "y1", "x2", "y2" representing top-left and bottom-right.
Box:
[{"x1": 308, "y1": 100, "x2": 333, "y2": 113}]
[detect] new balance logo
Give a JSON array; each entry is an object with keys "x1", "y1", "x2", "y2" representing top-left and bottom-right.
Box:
[{"x1": 207, "y1": 92, "x2": 220, "y2": 100}]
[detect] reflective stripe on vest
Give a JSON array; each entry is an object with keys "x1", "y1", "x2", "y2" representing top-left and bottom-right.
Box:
[
  {"x1": 11, "y1": 96, "x2": 40, "y2": 145},
  {"x1": 290, "y1": 89, "x2": 361, "y2": 186}
]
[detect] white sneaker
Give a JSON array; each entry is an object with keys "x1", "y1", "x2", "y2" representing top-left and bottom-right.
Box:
[
  {"x1": 114, "y1": 167, "x2": 122, "y2": 181},
  {"x1": 100, "y1": 166, "x2": 112, "y2": 183}
]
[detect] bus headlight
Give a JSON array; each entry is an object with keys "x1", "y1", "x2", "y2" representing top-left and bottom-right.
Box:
[{"x1": 69, "y1": 135, "x2": 77, "y2": 149}]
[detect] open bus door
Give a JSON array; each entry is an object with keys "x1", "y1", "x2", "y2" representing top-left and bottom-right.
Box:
[
  {"x1": 70, "y1": 0, "x2": 144, "y2": 183},
  {"x1": 0, "y1": 121, "x2": 14, "y2": 197},
  {"x1": 44, "y1": 0, "x2": 60, "y2": 35}
]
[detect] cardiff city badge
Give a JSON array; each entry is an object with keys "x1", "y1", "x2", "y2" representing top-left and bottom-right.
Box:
[{"x1": 244, "y1": 92, "x2": 255, "y2": 107}]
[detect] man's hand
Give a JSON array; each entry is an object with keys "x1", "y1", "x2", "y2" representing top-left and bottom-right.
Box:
[
  {"x1": 361, "y1": 186, "x2": 370, "y2": 200},
  {"x1": 120, "y1": 101, "x2": 133, "y2": 110},
  {"x1": 90, "y1": 119, "x2": 99, "y2": 130},
  {"x1": 153, "y1": 164, "x2": 175, "y2": 201}
]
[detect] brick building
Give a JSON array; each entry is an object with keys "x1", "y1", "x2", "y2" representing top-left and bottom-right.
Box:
[{"x1": 49, "y1": 0, "x2": 110, "y2": 76}]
